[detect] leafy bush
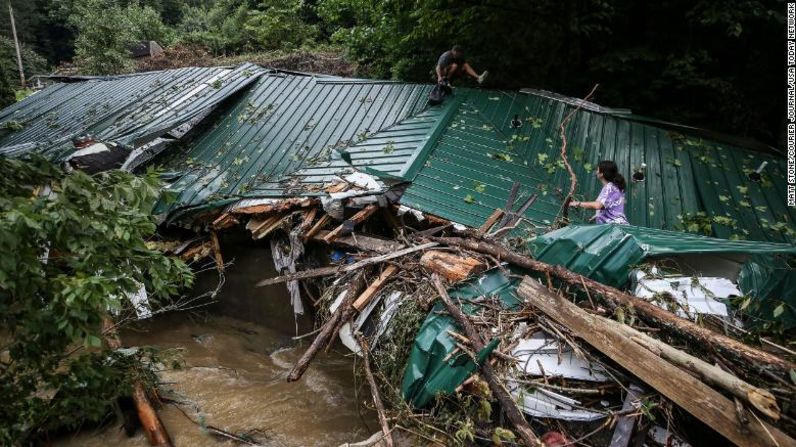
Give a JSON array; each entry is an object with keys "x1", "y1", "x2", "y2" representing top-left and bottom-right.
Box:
[{"x1": 0, "y1": 157, "x2": 193, "y2": 443}]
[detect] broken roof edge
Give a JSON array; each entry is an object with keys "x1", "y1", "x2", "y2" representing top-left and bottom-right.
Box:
[{"x1": 520, "y1": 88, "x2": 782, "y2": 156}]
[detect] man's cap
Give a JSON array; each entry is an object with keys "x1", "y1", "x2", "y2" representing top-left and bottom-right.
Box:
[{"x1": 452, "y1": 44, "x2": 464, "y2": 53}]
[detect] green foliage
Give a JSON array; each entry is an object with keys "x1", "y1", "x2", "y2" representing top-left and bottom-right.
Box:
[
  {"x1": 0, "y1": 157, "x2": 193, "y2": 443},
  {"x1": 127, "y1": 3, "x2": 176, "y2": 45},
  {"x1": 71, "y1": 0, "x2": 138, "y2": 74}
]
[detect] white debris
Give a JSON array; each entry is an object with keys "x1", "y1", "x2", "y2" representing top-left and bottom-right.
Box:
[
  {"x1": 631, "y1": 269, "x2": 739, "y2": 320},
  {"x1": 508, "y1": 381, "x2": 607, "y2": 421},
  {"x1": 647, "y1": 425, "x2": 691, "y2": 447},
  {"x1": 127, "y1": 282, "x2": 152, "y2": 319},
  {"x1": 270, "y1": 236, "x2": 304, "y2": 316},
  {"x1": 512, "y1": 331, "x2": 609, "y2": 382},
  {"x1": 396, "y1": 205, "x2": 425, "y2": 221},
  {"x1": 343, "y1": 172, "x2": 381, "y2": 191}
]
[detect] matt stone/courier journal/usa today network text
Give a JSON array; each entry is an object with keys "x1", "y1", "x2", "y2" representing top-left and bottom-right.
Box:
[{"x1": 787, "y1": 3, "x2": 796, "y2": 205}]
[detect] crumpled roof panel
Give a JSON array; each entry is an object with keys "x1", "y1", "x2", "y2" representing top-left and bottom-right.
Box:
[
  {"x1": 0, "y1": 64, "x2": 263, "y2": 159},
  {"x1": 156, "y1": 74, "x2": 436, "y2": 216}
]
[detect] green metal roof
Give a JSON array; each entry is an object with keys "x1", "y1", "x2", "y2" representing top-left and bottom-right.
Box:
[
  {"x1": 0, "y1": 64, "x2": 263, "y2": 159},
  {"x1": 155, "y1": 73, "x2": 438, "y2": 216},
  {"x1": 529, "y1": 224, "x2": 796, "y2": 329},
  {"x1": 399, "y1": 89, "x2": 796, "y2": 243}
]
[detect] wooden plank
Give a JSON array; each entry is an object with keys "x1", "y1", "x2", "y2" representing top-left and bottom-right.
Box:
[
  {"x1": 517, "y1": 277, "x2": 795, "y2": 447},
  {"x1": 353, "y1": 264, "x2": 400, "y2": 311},
  {"x1": 303, "y1": 214, "x2": 332, "y2": 241},
  {"x1": 209, "y1": 230, "x2": 224, "y2": 273},
  {"x1": 323, "y1": 204, "x2": 379, "y2": 243},
  {"x1": 256, "y1": 242, "x2": 438, "y2": 287},
  {"x1": 477, "y1": 208, "x2": 504, "y2": 236}
]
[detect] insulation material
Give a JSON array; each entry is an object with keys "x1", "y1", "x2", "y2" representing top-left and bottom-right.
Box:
[
  {"x1": 338, "y1": 290, "x2": 402, "y2": 355},
  {"x1": 512, "y1": 331, "x2": 609, "y2": 382},
  {"x1": 631, "y1": 270, "x2": 738, "y2": 319}
]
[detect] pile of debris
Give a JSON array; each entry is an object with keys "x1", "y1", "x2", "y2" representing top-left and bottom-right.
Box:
[{"x1": 160, "y1": 174, "x2": 796, "y2": 447}]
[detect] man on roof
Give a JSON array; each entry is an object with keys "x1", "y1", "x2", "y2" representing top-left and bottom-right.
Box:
[{"x1": 436, "y1": 45, "x2": 488, "y2": 86}]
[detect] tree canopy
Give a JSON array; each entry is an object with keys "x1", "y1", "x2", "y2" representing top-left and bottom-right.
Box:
[{"x1": 0, "y1": 0, "x2": 786, "y2": 144}]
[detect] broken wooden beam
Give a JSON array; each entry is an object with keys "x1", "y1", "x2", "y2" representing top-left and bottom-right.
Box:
[
  {"x1": 324, "y1": 204, "x2": 379, "y2": 243},
  {"x1": 353, "y1": 264, "x2": 400, "y2": 311},
  {"x1": 477, "y1": 209, "x2": 504, "y2": 236},
  {"x1": 431, "y1": 275, "x2": 541, "y2": 447},
  {"x1": 209, "y1": 230, "x2": 224, "y2": 273},
  {"x1": 356, "y1": 334, "x2": 394, "y2": 447},
  {"x1": 420, "y1": 250, "x2": 486, "y2": 282},
  {"x1": 256, "y1": 242, "x2": 437, "y2": 287},
  {"x1": 311, "y1": 230, "x2": 404, "y2": 254},
  {"x1": 231, "y1": 197, "x2": 317, "y2": 215},
  {"x1": 210, "y1": 212, "x2": 239, "y2": 231},
  {"x1": 431, "y1": 236, "x2": 796, "y2": 378},
  {"x1": 246, "y1": 213, "x2": 289, "y2": 240},
  {"x1": 517, "y1": 277, "x2": 795, "y2": 447},
  {"x1": 287, "y1": 272, "x2": 367, "y2": 382},
  {"x1": 303, "y1": 214, "x2": 332, "y2": 241}
]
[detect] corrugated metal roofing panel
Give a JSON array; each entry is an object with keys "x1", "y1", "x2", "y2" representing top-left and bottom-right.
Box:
[
  {"x1": 399, "y1": 90, "x2": 796, "y2": 243},
  {"x1": 155, "y1": 73, "x2": 437, "y2": 217},
  {"x1": 0, "y1": 64, "x2": 263, "y2": 159}
]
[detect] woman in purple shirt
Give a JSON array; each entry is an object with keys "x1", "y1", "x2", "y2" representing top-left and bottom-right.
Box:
[{"x1": 569, "y1": 160, "x2": 629, "y2": 224}]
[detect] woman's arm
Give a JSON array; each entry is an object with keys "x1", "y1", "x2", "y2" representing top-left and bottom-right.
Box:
[{"x1": 569, "y1": 200, "x2": 604, "y2": 210}]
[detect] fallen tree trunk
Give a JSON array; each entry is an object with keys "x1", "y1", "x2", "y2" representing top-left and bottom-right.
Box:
[
  {"x1": 613, "y1": 323, "x2": 781, "y2": 420},
  {"x1": 287, "y1": 272, "x2": 367, "y2": 382},
  {"x1": 102, "y1": 318, "x2": 173, "y2": 447},
  {"x1": 356, "y1": 334, "x2": 394, "y2": 447},
  {"x1": 431, "y1": 275, "x2": 541, "y2": 447},
  {"x1": 430, "y1": 236, "x2": 796, "y2": 378},
  {"x1": 257, "y1": 242, "x2": 437, "y2": 286},
  {"x1": 517, "y1": 277, "x2": 795, "y2": 447}
]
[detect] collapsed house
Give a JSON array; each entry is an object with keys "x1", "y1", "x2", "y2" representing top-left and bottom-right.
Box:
[{"x1": 2, "y1": 64, "x2": 795, "y2": 446}]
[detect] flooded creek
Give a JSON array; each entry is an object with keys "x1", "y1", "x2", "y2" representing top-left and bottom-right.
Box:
[{"x1": 57, "y1": 232, "x2": 377, "y2": 446}]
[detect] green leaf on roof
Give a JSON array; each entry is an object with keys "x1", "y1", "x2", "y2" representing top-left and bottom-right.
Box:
[
  {"x1": 719, "y1": 195, "x2": 730, "y2": 203},
  {"x1": 489, "y1": 96, "x2": 500, "y2": 101},
  {"x1": 573, "y1": 147, "x2": 584, "y2": 161},
  {"x1": 755, "y1": 206, "x2": 767, "y2": 212},
  {"x1": 774, "y1": 303, "x2": 785, "y2": 318},
  {"x1": 736, "y1": 185, "x2": 748, "y2": 194},
  {"x1": 583, "y1": 163, "x2": 593, "y2": 172},
  {"x1": 382, "y1": 141, "x2": 395, "y2": 154},
  {"x1": 473, "y1": 182, "x2": 486, "y2": 193},
  {"x1": 545, "y1": 138, "x2": 553, "y2": 144},
  {"x1": 493, "y1": 153, "x2": 513, "y2": 162},
  {"x1": 739, "y1": 200, "x2": 751, "y2": 208},
  {"x1": 464, "y1": 194, "x2": 476, "y2": 204},
  {"x1": 537, "y1": 153, "x2": 548, "y2": 164},
  {"x1": 672, "y1": 159, "x2": 682, "y2": 167}
]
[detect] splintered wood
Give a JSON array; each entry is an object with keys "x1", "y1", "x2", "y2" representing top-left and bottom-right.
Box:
[
  {"x1": 420, "y1": 250, "x2": 486, "y2": 282},
  {"x1": 324, "y1": 204, "x2": 379, "y2": 243}
]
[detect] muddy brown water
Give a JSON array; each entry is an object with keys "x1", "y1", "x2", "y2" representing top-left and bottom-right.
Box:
[{"x1": 57, "y1": 232, "x2": 378, "y2": 447}]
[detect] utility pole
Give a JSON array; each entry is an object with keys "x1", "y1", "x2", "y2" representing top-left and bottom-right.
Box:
[{"x1": 8, "y1": 1, "x2": 25, "y2": 88}]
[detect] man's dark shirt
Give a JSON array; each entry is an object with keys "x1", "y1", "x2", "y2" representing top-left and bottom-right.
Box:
[{"x1": 437, "y1": 50, "x2": 464, "y2": 69}]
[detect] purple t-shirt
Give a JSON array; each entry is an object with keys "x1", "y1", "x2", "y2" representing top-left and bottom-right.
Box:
[{"x1": 595, "y1": 182, "x2": 628, "y2": 224}]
